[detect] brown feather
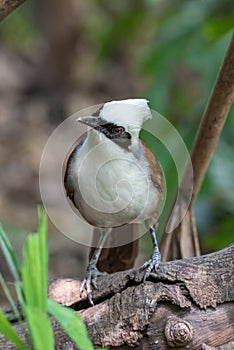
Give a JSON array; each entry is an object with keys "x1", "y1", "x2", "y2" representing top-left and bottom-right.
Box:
[
  {"x1": 64, "y1": 133, "x2": 87, "y2": 206},
  {"x1": 140, "y1": 140, "x2": 164, "y2": 196}
]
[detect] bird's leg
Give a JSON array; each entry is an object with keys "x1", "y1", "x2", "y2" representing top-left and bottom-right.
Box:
[
  {"x1": 80, "y1": 228, "x2": 110, "y2": 305},
  {"x1": 142, "y1": 226, "x2": 161, "y2": 281}
]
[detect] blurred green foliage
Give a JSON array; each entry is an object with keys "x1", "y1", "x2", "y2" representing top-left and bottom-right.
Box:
[
  {"x1": 0, "y1": 0, "x2": 233, "y2": 253},
  {"x1": 0, "y1": 211, "x2": 103, "y2": 350},
  {"x1": 0, "y1": 1, "x2": 40, "y2": 51}
]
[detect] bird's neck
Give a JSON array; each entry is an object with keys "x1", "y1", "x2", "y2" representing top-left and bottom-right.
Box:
[
  {"x1": 87, "y1": 128, "x2": 105, "y2": 146},
  {"x1": 128, "y1": 128, "x2": 141, "y2": 156},
  {"x1": 87, "y1": 128, "x2": 141, "y2": 156}
]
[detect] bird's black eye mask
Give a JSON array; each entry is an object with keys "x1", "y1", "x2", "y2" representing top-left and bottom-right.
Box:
[
  {"x1": 97, "y1": 122, "x2": 132, "y2": 149},
  {"x1": 99, "y1": 123, "x2": 131, "y2": 140},
  {"x1": 92, "y1": 107, "x2": 131, "y2": 148}
]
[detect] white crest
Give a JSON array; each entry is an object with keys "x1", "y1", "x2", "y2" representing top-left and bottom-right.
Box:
[{"x1": 99, "y1": 98, "x2": 152, "y2": 128}]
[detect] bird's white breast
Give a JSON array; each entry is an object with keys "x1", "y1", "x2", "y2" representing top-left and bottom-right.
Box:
[{"x1": 69, "y1": 131, "x2": 159, "y2": 228}]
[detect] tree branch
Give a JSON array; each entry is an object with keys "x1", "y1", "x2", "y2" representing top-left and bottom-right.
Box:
[
  {"x1": 1, "y1": 245, "x2": 234, "y2": 349},
  {"x1": 0, "y1": 0, "x2": 26, "y2": 22}
]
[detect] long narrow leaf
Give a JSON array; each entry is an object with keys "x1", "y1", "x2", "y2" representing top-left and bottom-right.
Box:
[
  {"x1": 0, "y1": 309, "x2": 28, "y2": 350},
  {"x1": 23, "y1": 306, "x2": 54, "y2": 350},
  {"x1": 0, "y1": 273, "x2": 22, "y2": 323},
  {"x1": 0, "y1": 225, "x2": 21, "y2": 281},
  {"x1": 21, "y1": 210, "x2": 48, "y2": 312},
  {"x1": 19, "y1": 209, "x2": 54, "y2": 350},
  {"x1": 21, "y1": 235, "x2": 44, "y2": 310},
  {"x1": 38, "y1": 208, "x2": 48, "y2": 310},
  {"x1": 48, "y1": 299, "x2": 96, "y2": 350}
]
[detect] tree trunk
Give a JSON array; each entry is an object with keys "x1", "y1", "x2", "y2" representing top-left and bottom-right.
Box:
[{"x1": 1, "y1": 245, "x2": 234, "y2": 349}]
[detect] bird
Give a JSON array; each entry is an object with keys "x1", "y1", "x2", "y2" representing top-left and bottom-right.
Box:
[{"x1": 64, "y1": 98, "x2": 164, "y2": 305}]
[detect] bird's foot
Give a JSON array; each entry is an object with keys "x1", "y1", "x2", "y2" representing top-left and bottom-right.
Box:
[
  {"x1": 141, "y1": 249, "x2": 161, "y2": 282},
  {"x1": 80, "y1": 265, "x2": 106, "y2": 305}
]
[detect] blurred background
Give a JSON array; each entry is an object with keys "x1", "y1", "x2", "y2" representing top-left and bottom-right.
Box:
[{"x1": 0, "y1": 0, "x2": 233, "y2": 305}]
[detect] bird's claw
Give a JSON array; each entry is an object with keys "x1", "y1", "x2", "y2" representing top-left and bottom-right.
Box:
[
  {"x1": 142, "y1": 250, "x2": 161, "y2": 282},
  {"x1": 80, "y1": 266, "x2": 105, "y2": 305},
  {"x1": 80, "y1": 278, "x2": 94, "y2": 305}
]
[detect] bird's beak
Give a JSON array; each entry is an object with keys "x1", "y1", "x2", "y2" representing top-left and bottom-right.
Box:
[{"x1": 77, "y1": 116, "x2": 102, "y2": 129}]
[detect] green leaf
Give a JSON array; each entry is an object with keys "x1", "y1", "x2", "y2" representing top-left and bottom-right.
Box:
[
  {"x1": 21, "y1": 235, "x2": 44, "y2": 310},
  {"x1": 23, "y1": 306, "x2": 54, "y2": 350},
  {"x1": 0, "y1": 273, "x2": 22, "y2": 323},
  {"x1": 48, "y1": 299, "x2": 98, "y2": 350},
  {"x1": 37, "y1": 207, "x2": 48, "y2": 310},
  {"x1": 0, "y1": 308, "x2": 28, "y2": 350},
  {"x1": 21, "y1": 209, "x2": 48, "y2": 312},
  {"x1": 1, "y1": 209, "x2": 101, "y2": 350},
  {"x1": 20, "y1": 209, "x2": 54, "y2": 350},
  {"x1": 203, "y1": 17, "x2": 234, "y2": 39},
  {"x1": 0, "y1": 224, "x2": 24, "y2": 310},
  {"x1": 0, "y1": 224, "x2": 21, "y2": 282}
]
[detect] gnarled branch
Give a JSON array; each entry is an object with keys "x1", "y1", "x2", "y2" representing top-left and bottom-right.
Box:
[{"x1": 1, "y1": 245, "x2": 234, "y2": 349}]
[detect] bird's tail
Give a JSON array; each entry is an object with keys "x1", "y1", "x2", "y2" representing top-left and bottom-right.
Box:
[{"x1": 89, "y1": 224, "x2": 139, "y2": 273}]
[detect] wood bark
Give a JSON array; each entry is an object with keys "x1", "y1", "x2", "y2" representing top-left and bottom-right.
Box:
[{"x1": 1, "y1": 245, "x2": 233, "y2": 349}]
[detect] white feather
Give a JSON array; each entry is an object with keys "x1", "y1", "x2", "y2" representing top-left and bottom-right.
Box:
[{"x1": 99, "y1": 98, "x2": 152, "y2": 129}]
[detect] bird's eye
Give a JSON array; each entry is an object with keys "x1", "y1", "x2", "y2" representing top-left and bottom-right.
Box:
[{"x1": 113, "y1": 126, "x2": 124, "y2": 134}]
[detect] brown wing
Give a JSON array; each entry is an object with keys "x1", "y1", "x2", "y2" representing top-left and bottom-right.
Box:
[
  {"x1": 64, "y1": 133, "x2": 87, "y2": 206},
  {"x1": 140, "y1": 140, "x2": 164, "y2": 197},
  {"x1": 140, "y1": 140, "x2": 165, "y2": 229}
]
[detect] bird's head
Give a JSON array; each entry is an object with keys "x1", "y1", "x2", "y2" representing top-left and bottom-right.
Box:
[{"x1": 77, "y1": 99, "x2": 152, "y2": 150}]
